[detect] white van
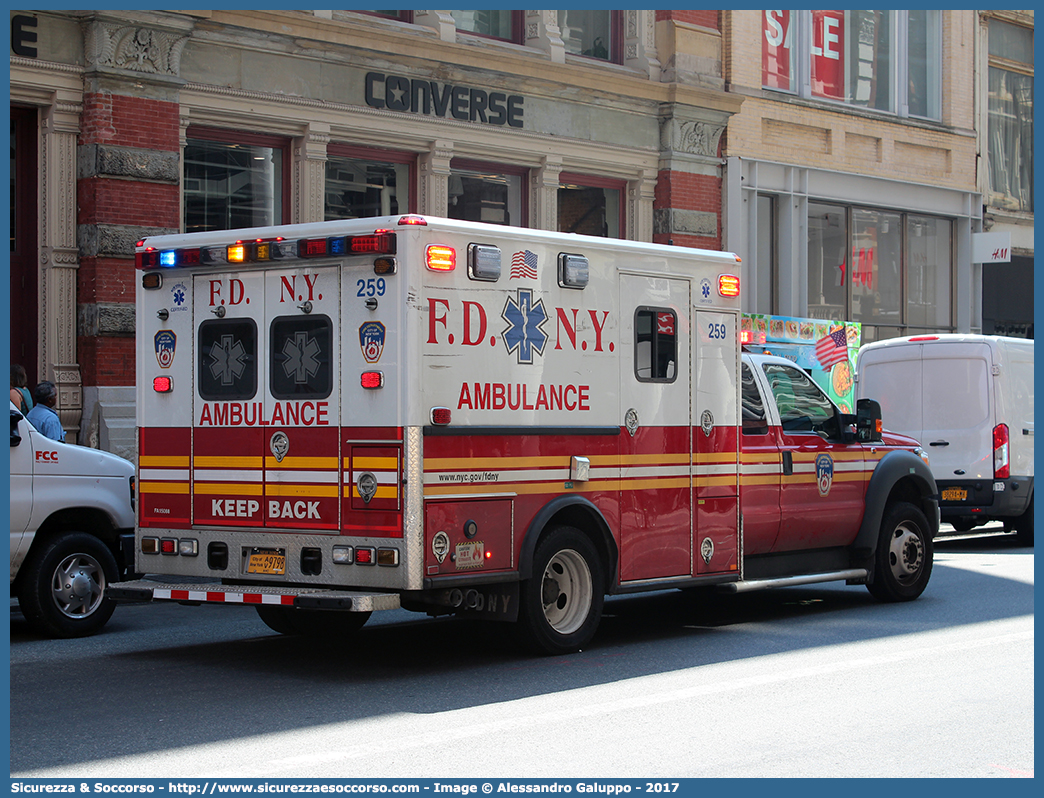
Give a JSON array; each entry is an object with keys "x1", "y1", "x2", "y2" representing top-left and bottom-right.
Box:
[
  {"x1": 856, "y1": 335, "x2": 1033, "y2": 545},
  {"x1": 10, "y1": 404, "x2": 136, "y2": 636}
]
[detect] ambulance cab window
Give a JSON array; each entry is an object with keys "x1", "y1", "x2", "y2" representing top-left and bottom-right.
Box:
[
  {"x1": 741, "y1": 363, "x2": 768, "y2": 435},
  {"x1": 763, "y1": 363, "x2": 835, "y2": 431},
  {"x1": 198, "y1": 319, "x2": 258, "y2": 401},
  {"x1": 634, "y1": 308, "x2": 677, "y2": 383},
  {"x1": 270, "y1": 316, "x2": 333, "y2": 400}
]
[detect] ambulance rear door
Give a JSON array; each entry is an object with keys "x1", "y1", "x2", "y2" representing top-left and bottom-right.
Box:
[{"x1": 192, "y1": 265, "x2": 341, "y2": 535}]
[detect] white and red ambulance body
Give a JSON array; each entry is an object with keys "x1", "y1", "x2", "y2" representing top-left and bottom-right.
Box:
[{"x1": 114, "y1": 215, "x2": 938, "y2": 653}]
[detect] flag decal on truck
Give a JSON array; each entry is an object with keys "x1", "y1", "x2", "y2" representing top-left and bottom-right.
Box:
[{"x1": 502, "y1": 288, "x2": 549, "y2": 364}]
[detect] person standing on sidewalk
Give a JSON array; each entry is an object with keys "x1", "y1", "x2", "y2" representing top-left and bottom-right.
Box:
[
  {"x1": 10, "y1": 364, "x2": 33, "y2": 414},
  {"x1": 26, "y1": 381, "x2": 66, "y2": 442}
]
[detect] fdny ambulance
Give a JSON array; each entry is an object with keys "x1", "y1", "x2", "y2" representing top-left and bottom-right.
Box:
[{"x1": 112, "y1": 215, "x2": 938, "y2": 654}]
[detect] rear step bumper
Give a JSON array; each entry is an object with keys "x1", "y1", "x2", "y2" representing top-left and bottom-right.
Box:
[{"x1": 108, "y1": 579, "x2": 400, "y2": 612}]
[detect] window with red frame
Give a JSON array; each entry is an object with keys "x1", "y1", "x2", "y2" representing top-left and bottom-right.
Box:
[
  {"x1": 325, "y1": 144, "x2": 415, "y2": 220},
  {"x1": 448, "y1": 159, "x2": 528, "y2": 227},
  {"x1": 183, "y1": 128, "x2": 290, "y2": 233},
  {"x1": 452, "y1": 10, "x2": 524, "y2": 43},
  {"x1": 558, "y1": 173, "x2": 624, "y2": 238},
  {"x1": 558, "y1": 10, "x2": 623, "y2": 63}
]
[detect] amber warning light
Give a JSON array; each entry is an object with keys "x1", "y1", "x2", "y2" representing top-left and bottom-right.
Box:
[{"x1": 718, "y1": 274, "x2": 740, "y2": 297}]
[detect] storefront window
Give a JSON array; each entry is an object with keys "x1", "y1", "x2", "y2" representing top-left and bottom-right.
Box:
[
  {"x1": 325, "y1": 151, "x2": 410, "y2": 220},
  {"x1": 807, "y1": 203, "x2": 847, "y2": 320},
  {"x1": 906, "y1": 216, "x2": 952, "y2": 329},
  {"x1": 851, "y1": 208, "x2": 902, "y2": 327},
  {"x1": 448, "y1": 162, "x2": 524, "y2": 226},
  {"x1": 762, "y1": 10, "x2": 939, "y2": 120},
  {"x1": 987, "y1": 20, "x2": 1033, "y2": 213},
  {"x1": 452, "y1": 10, "x2": 519, "y2": 42},
  {"x1": 808, "y1": 203, "x2": 952, "y2": 338},
  {"x1": 558, "y1": 10, "x2": 620, "y2": 62},
  {"x1": 558, "y1": 176, "x2": 622, "y2": 238},
  {"x1": 184, "y1": 132, "x2": 287, "y2": 233}
]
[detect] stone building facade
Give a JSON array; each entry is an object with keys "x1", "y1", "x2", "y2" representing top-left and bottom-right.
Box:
[
  {"x1": 719, "y1": 10, "x2": 987, "y2": 344},
  {"x1": 9, "y1": 9, "x2": 741, "y2": 458}
]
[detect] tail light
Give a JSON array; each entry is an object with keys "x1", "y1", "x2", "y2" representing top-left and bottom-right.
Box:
[{"x1": 993, "y1": 424, "x2": 1010, "y2": 480}]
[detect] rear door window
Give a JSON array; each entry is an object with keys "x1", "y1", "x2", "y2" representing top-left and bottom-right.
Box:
[{"x1": 198, "y1": 318, "x2": 258, "y2": 401}]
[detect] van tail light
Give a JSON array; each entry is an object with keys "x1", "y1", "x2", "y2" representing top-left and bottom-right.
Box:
[{"x1": 993, "y1": 424, "x2": 1010, "y2": 480}]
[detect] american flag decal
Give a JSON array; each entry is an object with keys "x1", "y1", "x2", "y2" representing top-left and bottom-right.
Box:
[
  {"x1": 815, "y1": 328, "x2": 849, "y2": 368},
  {"x1": 510, "y1": 249, "x2": 538, "y2": 279}
]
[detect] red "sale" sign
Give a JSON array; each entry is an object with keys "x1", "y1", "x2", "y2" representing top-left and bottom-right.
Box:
[{"x1": 811, "y1": 10, "x2": 845, "y2": 100}]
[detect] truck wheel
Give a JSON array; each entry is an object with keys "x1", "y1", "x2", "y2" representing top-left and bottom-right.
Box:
[
  {"x1": 517, "y1": 526, "x2": 604, "y2": 655},
  {"x1": 255, "y1": 605, "x2": 371, "y2": 636},
  {"x1": 867, "y1": 502, "x2": 933, "y2": 602},
  {"x1": 1015, "y1": 496, "x2": 1033, "y2": 547},
  {"x1": 17, "y1": 532, "x2": 118, "y2": 638}
]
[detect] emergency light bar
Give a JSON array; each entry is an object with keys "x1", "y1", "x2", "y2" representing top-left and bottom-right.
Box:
[{"x1": 135, "y1": 231, "x2": 395, "y2": 269}]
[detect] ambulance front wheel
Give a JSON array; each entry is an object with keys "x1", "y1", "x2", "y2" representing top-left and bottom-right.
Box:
[
  {"x1": 866, "y1": 502, "x2": 933, "y2": 602},
  {"x1": 518, "y1": 526, "x2": 605, "y2": 655},
  {"x1": 255, "y1": 605, "x2": 371, "y2": 636}
]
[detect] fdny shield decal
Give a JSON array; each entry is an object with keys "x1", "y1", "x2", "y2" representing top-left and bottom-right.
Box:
[
  {"x1": 154, "y1": 330, "x2": 176, "y2": 368},
  {"x1": 359, "y1": 321, "x2": 386, "y2": 364},
  {"x1": 816, "y1": 453, "x2": 834, "y2": 497}
]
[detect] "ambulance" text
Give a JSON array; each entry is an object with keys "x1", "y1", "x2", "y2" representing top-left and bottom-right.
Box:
[
  {"x1": 457, "y1": 382, "x2": 590, "y2": 411},
  {"x1": 198, "y1": 401, "x2": 330, "y2": 427}
]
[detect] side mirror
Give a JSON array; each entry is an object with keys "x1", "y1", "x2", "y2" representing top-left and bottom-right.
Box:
[
  {"x1": 11, "y1": 408, "x2": 23, "y2": 447},
  {"x1": 856, "y1": 398, "x2": 883, "y2": 443}
]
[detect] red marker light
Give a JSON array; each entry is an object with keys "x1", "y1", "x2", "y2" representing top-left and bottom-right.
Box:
[
  {"x1": 398, "y1": 215, "x2": 427, "y2": 226},
  {"x1": 430, "y1": 407, "x2": 452, "y2": 426},
  {"x1": 361, "y1": 371, "x2": 384, "y2": 389},
  {"x1": 153, "y1": 376, "x2": 173, "y2": 393}
]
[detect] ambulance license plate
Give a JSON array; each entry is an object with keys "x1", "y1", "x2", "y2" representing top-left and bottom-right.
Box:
[
  {"x1": 941, "y1": 487, "x2": 968, "y2": 502},
  {"x1": 246, "y1": 548, "x2": 286, "y2": 575}
]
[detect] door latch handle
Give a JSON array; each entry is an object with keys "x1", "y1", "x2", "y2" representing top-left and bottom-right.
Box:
[{"x1": 781, "y1": 451, "x2": 793, "y2": 476}]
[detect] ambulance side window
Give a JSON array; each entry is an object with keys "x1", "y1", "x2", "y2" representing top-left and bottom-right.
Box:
[
  {"x1": 198, "y1": 319, "x2": 258, "y2": 401},
  {"x1": 741, "y1": 363, "x2": 768, "y2": 435},
  {"x1": 634, "y1": 308, "x2": 676, "y2": 383},
  {"x1": 763, "y1": 363, "x2": 834, "y2": 432},
  {"x1": 270, "y1": 315, "x2": 333, "y2": 400}
]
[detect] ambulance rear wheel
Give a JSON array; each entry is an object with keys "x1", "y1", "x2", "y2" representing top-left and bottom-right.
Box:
[
  {"x1": 518, "y1": 526, "x2": 604, "y2": 655},
  {"x1": 256, "y1": 605, "x2": 371, "y2": 636},
  {"x1": 867, "y1": 502, "x2": 933, "y2": 602}
]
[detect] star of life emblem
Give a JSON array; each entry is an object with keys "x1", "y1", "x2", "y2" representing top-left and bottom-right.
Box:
[
  {"x1": 282, "y1": 331, "x2": 321, "y2": 383},
  {"x1": 209, "y1": 334, "x2": 247, "y2": 386},
  {"x1": 501, "y1": 288, "x2": 549, "y2": 365}
]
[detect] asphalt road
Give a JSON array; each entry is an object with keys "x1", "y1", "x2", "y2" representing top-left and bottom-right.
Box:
[{"x1": 9, "y1": 530, "x2": 1034, "y2": 779}]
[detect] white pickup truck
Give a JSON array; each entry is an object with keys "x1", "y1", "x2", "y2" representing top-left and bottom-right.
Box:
[{"x1": 10, "y1": 403, "x2": 136, "y2": 637}]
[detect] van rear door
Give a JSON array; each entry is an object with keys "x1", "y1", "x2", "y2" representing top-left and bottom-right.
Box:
[{"x1": 919, "y1": 341, "x2": 994, "y2": 482}]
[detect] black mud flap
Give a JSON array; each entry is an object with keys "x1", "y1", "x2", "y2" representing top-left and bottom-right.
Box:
[{"x1": 455, "y1": 582, "x2": 520, "y2": 621}]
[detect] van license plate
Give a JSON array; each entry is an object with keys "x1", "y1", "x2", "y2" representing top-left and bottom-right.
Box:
[
  {"x1": 246, "y1": 549, "x2": 286, "y2": 575},
  {"x1": 942, "y1": 488, "x2": 968, "y2": 502}
]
